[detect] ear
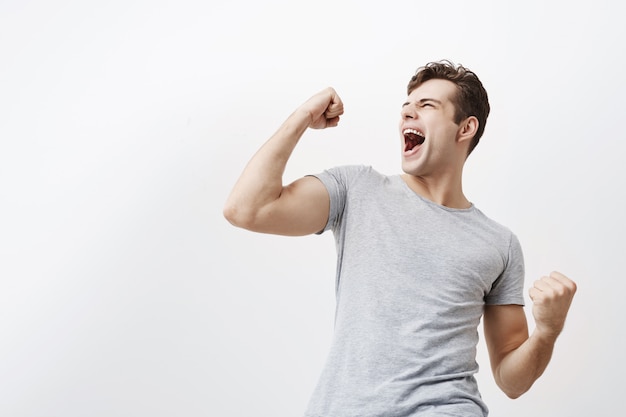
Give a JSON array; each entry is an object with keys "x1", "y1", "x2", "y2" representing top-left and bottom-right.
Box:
[{"x1": 456, "y1": 116, "x2": 478, "y2": 146}]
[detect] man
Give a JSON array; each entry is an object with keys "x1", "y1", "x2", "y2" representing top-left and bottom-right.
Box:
[{"x1": 223, "y1": 60, "x2": 577, "y2": 416}]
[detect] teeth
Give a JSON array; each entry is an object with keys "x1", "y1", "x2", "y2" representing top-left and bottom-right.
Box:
[{"x1": 403, "y1": 128, "x2": 424, "y2": 137}]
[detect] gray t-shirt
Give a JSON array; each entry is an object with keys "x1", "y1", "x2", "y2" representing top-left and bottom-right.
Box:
[{"x1": 305, "y1": 165, "x2": 525, "y2": 417}]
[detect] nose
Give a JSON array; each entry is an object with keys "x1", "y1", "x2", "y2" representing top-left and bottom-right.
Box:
[{"x1": 401, "y1": 104, "x2": 417, "y2": 120}]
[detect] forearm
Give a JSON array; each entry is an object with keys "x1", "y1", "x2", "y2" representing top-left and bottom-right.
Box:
[
  {"x1": 494, "y1": 329, "x2": 556, "y2": 399},
  {"x1": 486, "y1": 272, "x2": 576, "y2": 399},
  {"x1": 223, "y1": 108, "x2": 311, "y2": 226}
]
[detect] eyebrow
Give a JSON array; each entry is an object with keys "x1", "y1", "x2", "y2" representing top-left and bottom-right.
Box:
[{"x1": 402, "y1": 98, "x2": 443, "y2": 107}]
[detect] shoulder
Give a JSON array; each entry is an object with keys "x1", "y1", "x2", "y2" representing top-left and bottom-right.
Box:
[
  {"x1": 320, "y1": 164, "x2": 378, "y2": 177},
  {"x1": 313, "y1": 165, "x2": 388, "y2": 186},
  {"x1": 469, "y1": 207, "x2": 522, "y2": 255},
  {"x1": 472, "y1": 207, "x2": 514, "y2": 237}
]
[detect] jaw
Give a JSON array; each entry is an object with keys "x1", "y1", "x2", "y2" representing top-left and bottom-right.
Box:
[{"x1": 401, "y1": 144, "x2": 425, "y2": 176}]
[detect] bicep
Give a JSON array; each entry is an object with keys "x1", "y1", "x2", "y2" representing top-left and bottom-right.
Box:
[
  {"x1": 483, "y1": 304, "x2": 529, "y2": 373},
  {"x1": 254, "y1": 175, "x2": 330, "y2": 236}
]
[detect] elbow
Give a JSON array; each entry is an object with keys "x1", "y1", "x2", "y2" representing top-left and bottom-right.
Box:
[
  {"x1": 222, "y1": 201, "x2": 236, "y2": 224},
  {"x1": 496, "y1": 378, "x2": 532, "y2": 400},
  {"x1": 494, "y1": 369, "x2": 533, "y2": 400},
  {"x1": 503, "y1": 389, "x2": 526, "y2": 400},
  {"x1": 223, "y1": 203, "x2": 245, "y2": 229},
  {"x1": 222, "y1": 201, "x2": 257, "y2": 230}
]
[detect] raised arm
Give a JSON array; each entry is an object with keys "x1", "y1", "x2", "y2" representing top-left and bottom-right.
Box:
[
  {"x1": 223, "y1": 87, "x2": 344, "y2": 236},
  {"x1": 483, "y1": 271, "x2": 577, "y2": 398}
]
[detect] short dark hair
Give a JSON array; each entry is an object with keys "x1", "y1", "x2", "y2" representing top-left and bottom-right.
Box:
[{"x1": 407, "y1": 60, "x2": 490, "y2": 155}]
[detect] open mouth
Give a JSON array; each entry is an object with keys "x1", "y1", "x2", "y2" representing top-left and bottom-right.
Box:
[{"x1": 403, "y1": 128, "x2": 425, "y2": 152}]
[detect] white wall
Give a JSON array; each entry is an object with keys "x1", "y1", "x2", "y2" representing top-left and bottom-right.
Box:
[{"x1": 1, "y1": 1, "x2": 623, "y2": 416}]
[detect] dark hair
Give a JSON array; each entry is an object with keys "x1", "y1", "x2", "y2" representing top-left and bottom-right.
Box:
[{"x1": 407, "y1": 60, "x2": 490, "y2": 155}]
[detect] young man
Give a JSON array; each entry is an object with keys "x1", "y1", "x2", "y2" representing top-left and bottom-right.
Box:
[{"x1": 223, "y1": 61, "x2": 577, "y2": 416}]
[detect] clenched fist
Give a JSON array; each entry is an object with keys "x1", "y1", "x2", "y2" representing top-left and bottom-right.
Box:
[
  {"x1": 529, "y1": 271, "x2": 577, "y2": 340},
  {"x1": 299, "y1": 87, "x2": 344, "y2": 130}
]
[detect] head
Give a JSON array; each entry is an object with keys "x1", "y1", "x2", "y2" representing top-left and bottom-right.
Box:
[{"x1": 406, "y1": 60, "x2": 490, "y2": 156}]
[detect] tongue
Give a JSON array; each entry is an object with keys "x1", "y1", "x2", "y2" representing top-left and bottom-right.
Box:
[{"x1": 405, "y1": 132, "x2": 424, "y2": 151}]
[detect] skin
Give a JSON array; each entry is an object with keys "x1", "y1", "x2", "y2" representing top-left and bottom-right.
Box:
[
  {"x1": 223, "y1": 87, "x2": 339, "y2": 236},
  {"x1": 399, "y1": 79, "x2": 477, "y2": 209},
  {"x1": 223, "y1": 81, "x2": 577, "y2": 399}
]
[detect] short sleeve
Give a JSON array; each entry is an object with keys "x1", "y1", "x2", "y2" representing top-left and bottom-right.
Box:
[
  {"x1": 308, "y1": 165, "x2": 367, "y2": 234},
  {"x1": 485, "y1": 232, "x2": 526, "y2": 306}
]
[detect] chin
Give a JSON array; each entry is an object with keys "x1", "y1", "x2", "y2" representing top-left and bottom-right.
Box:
[{"x1": 401, "y1": 161, "x2": 421, "y2": 177}]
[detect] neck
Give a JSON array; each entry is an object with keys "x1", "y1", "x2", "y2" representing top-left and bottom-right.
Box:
[{"x1": 401, "y1": 172, "x2": 471, "y2": 209}]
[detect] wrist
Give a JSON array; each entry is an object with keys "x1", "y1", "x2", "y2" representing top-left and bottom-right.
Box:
[
  {"x1": 293, "y1": 106, "x2": 314, "y2": 127},
  {"x1": 530, "y1": 326, "x2": 560, "y2": 345}
]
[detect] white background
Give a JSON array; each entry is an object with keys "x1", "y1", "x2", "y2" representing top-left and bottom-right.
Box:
[{"x1": 1, "y1": 1, "x2": 623, "y2": 416}]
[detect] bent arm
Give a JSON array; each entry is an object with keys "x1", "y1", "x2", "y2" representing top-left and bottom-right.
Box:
[
  {"x1": 484, "y1": 304, "x2": 547, "y2": 398},
  {"x1": 223, "y1": 88, "x2": 343, "y2": 236},
  {"x1": 484, "y1": 271, "x2": 577, "y2": 399}
]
